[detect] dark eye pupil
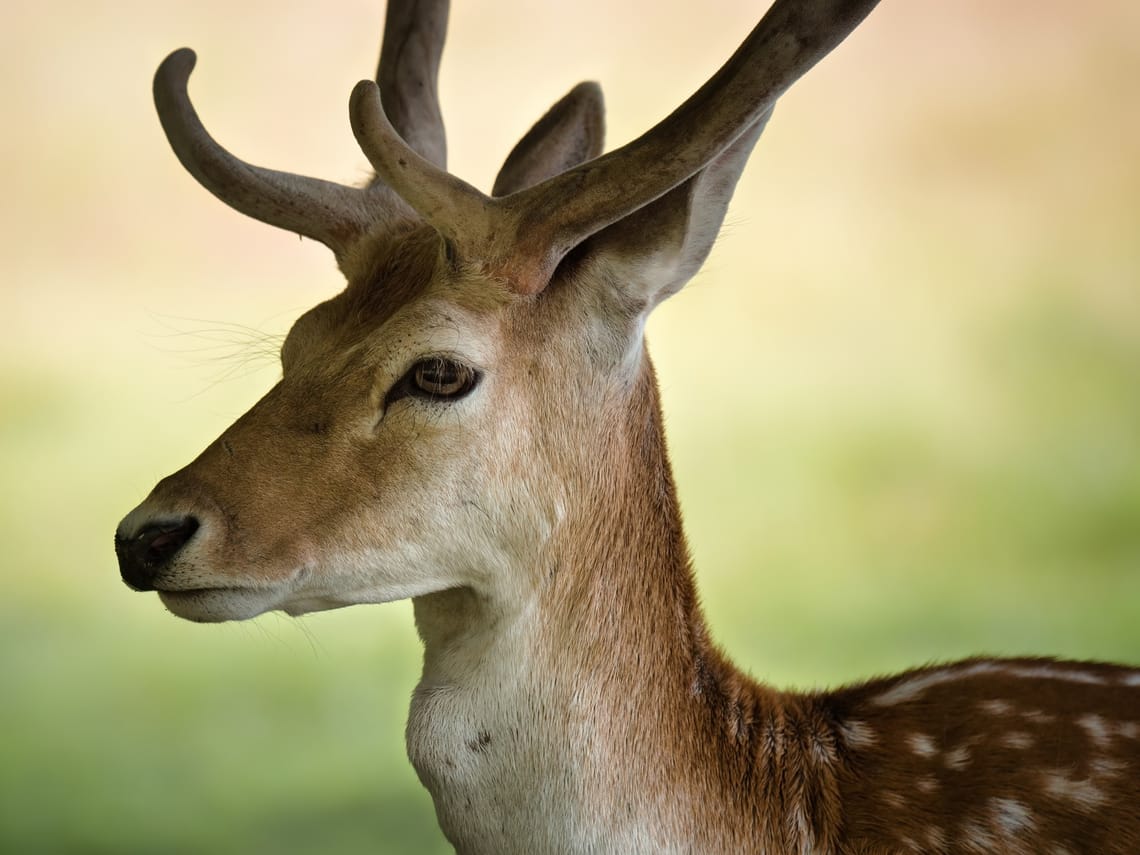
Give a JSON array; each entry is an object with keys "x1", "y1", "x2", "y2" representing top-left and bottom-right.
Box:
[{"x1": 412, "y1": 358, "x2": 473, "y2": 398}]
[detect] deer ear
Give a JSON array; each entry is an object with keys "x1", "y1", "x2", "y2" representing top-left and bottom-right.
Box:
[
  {"x1": 493, "y1": 82, "x2": 605, "y2": 196},
  {"x1": 574, "y1": 110, "x2": 771, "y2": 311}
]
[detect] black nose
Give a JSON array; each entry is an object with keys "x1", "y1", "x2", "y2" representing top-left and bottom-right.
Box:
[{"x1": 115, "y1": 517, "x2": 200, "y2": 591}]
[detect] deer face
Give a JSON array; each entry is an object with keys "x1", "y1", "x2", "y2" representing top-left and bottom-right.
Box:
[{"x1": 115, "y1": 224, "x2": 645, "y2": 622}]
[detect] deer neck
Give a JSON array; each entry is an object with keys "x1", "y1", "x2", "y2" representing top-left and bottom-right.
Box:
[{"x1": 406, "y1": 357, "x2": 761, "y2": 853}]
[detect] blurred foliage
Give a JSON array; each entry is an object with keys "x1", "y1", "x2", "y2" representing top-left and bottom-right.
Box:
[{"x1": 2, "y1": 1, "x2": 1138, "y2": 853}]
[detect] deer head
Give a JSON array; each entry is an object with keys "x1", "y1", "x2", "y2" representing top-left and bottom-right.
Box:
[{"x1": 115, "y1": 0, "x2": 879, "y2": 625}]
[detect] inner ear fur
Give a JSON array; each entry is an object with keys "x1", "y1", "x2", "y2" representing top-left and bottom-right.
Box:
[
  {"x1": 574, "y1": 110, "x2": 772, "y2": 311},
  {"x1": 493, "y1": 82, "x2": 605, "y2": 197}
]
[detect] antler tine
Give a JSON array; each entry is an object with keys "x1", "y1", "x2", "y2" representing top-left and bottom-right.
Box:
[
  {"x1": 348, "y1": 84, "x2": 559, "y2": 287},
  {"x1": 153, "y1": 49, "x2": 376, "y2": 260},
  {"x1": 349, "y1": 80, "x2": 496, "y2": 262},
  {"x1": 496, "y1": 0, "x2": 883, "y2": 287},
  {"x1": 375, "y1": 0, "x2": 449, "y2": 169}
]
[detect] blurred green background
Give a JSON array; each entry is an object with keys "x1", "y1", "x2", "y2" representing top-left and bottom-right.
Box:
[{"x1": 2, "y1": 1, "x2": 1138, "y2": 852}]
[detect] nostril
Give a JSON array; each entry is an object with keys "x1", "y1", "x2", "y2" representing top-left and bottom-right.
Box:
[
  {"x1": 116, "y1": 516, "x2": 200, "y2": 591},
  {"x1": 135, "y1": 517, "x2": 200, "y2": 566}
]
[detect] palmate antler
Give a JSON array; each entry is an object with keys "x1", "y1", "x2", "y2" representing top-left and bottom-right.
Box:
[{"x1": 153, "y1": 0, "x2": 878, "y2": 285}]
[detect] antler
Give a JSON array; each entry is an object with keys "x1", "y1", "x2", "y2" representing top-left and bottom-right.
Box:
[
  {"x1": 351, "y1": 0, "x2": 880, "y2": 291},
  {"x1": 153, "y1": 49, "x2": 376, "y2": 259},
  {"x1": 152, "y1": 0, "x2": 451, "y2": 262},
  {"x1": 375, "y1": 0, "x2": 449, "y2": 169}
]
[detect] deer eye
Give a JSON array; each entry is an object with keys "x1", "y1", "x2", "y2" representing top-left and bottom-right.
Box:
[
  {"x1": 385, "y1": 356, "x2": 481, "y2": 410},
  {"x1": 413, "y1": 357, "x2": 477, "y2": 398}
]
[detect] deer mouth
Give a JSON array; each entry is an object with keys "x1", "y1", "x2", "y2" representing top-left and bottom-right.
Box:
[{"x1": 156, "y1": 585, "x2": 281, "y2": 623}]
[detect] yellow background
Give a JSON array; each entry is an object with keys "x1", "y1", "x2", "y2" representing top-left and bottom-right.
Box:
[{"x1": 2, "y1": 1, "x2": 1138, "y2": 851}]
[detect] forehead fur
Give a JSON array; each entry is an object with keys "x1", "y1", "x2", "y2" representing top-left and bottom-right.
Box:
[
  {"x1": 342, "y1": 223, "x2": 445, "y2": 328},
  {"x1": 284, "y1": 222, "x2": 524, "y2": 368},
  {"x1": 347, "y1": 222, "x2": 526, "y2": 324}
]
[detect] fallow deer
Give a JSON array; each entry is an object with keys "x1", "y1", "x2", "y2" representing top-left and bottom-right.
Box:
[{"x1": 115, "y1": 1, "x2": 1140, "y2": 852}]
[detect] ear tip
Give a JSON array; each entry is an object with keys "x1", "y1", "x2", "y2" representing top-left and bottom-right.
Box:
[
  {"x1": 568, "y1": 81, "x2": 604, "y2": 112},
  {"x1": 550, "y1": 82, "x2": 604, "y2": 148},
  {"x1": 570, "y1": 80, "x2": 603, "y2": 97},
  {"x1": 568, "y1": 82, "x2": 605, "y2": 156}
]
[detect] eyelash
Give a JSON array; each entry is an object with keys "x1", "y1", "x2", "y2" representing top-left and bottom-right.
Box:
[{"x1": 384, "y1": 356, "x2": 482, "y2": 409}]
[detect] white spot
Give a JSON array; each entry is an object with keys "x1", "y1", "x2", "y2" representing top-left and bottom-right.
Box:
[
  {"x1": 999, "y1": 730, "x2": 1034, "y2": 750},
  {"x1": 1005, "y1": 664, "x2": 1108, "y2": 685},
  {"x1": 1042, "y1": 770, "x2": 1107, "y2": 808},
  {"x1": 1078, "y1": 714, "x2": 1111, "y2": 748},
  {"x1": 871, "y1": 661, "x2": 1110, "y2": 707},
  {"x1": 1021, "y1": 708, "x2": 1057, "y2": 725},
  {"x1": 906, "y1": 732, "x2": 938, "y2": 757},
  {"x1": 916, "y1": 775, "x2": 939, "y2": 793},
  {"x1": 944, "y1": 744, "x2": 972, "y2": 770},
  {"x1": 1091, "y1": 757, "x2": 1125, "y2": 779},
  {"x1": 978, "y1": 698, "x2": 1014, "y2": 716},
  {"x1": 839, "y1": 719, "x2": 878, "y2": 750},
  {"x1": 991, "y1": 797, "x2": 1035, "y2": 835},
  {"x1": 1117, "y1": 721, "x2": 1140, "y2": 740},
  {"x1": 882, "y1": 790, "x2": 907, "y2": 809},
  {"x1": 872, "y1": 662, "x2": 1004, "y2": 706},
  {"x1": 1120, "y1": 671, "x2": 1140, "y2": 687}
]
